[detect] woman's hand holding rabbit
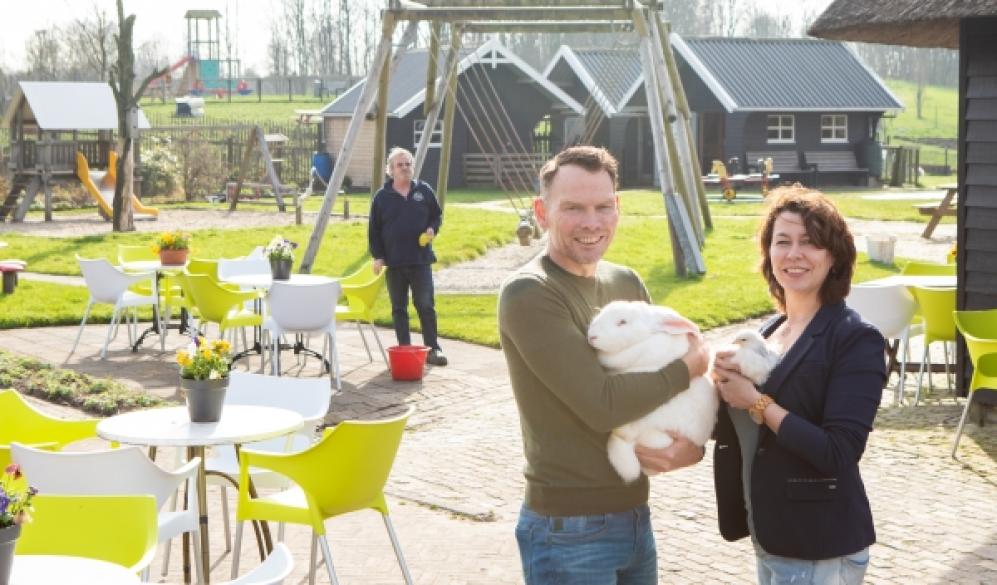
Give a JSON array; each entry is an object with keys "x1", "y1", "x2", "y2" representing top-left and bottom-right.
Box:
[{"x1": 713, "y1": 357, "x2": 761, "y2": 410}]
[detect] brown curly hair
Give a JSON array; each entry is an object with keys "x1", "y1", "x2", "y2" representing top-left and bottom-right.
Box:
[{"x1": 758, "y1": 184, "x2": 855, "y2": 312}]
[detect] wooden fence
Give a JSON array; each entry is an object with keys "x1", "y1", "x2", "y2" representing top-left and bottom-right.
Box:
[{"x1": 143, "y1": 116, "x2": 321, "y2": 188}]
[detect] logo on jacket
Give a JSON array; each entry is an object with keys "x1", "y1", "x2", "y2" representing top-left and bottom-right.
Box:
[{"x1": 413, "y1": 192, "x2": 424, "y2": 202}]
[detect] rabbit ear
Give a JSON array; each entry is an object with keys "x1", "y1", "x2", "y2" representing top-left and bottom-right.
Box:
[{"x1": 656, "y1": 312, "x2": 701, "y2": 336}]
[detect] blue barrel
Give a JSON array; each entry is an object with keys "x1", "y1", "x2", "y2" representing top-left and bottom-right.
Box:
[{"x1": 312, "y1": 152, "x2": 333, "y2": 183}]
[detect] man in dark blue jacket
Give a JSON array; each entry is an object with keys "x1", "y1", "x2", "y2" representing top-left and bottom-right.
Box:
[{"x1": 369, "y1": 147, "x2": 447, "y2": 366}]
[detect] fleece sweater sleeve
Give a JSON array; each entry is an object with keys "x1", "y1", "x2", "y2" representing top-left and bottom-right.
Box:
[{"x1": 499, "y1": 275, "x2": 690, "y2": 432}]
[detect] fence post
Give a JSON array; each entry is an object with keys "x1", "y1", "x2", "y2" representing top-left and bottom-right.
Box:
[
  {"x1": 257, "y1": 78, "x2": 262, "y2": 102},
  {"x1": 288, "y1": 78, "x2": 292, "y2": 102}
]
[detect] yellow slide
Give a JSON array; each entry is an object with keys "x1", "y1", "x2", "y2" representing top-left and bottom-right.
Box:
[{"x1": 75, "y1": 151, "x2": 159, "y2": 220}]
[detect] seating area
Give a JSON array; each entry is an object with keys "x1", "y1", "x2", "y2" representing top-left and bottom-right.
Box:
[
  {"x1": 2, "y1": 372, "x2": 414, "y2": 585},
  {"x1": 802, "y1": 149, "x2": 869, "y2": 185},
  {"x1": 744, "y1": 150, "x2": 814, "y2": 184}
]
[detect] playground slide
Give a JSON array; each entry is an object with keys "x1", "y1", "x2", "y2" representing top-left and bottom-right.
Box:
[{"x1": 75, "y1": 151, "x2": 159, "y2": 220}]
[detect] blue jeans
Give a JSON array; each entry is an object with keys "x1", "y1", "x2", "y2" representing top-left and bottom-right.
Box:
[
  {"x1": 515, "y1": 504, "x2": 657, "y2": 585},
  {"x1": 385, "y1": 264, "x2": 439, "y2": 350},
  {"x1": 755, "y1": 544, "x2": 869, "y2": 585}
]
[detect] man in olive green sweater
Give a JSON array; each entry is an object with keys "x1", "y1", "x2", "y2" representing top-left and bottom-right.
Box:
[{"x1": 498, "y1": 146, "x2": 710, "y2": 584}]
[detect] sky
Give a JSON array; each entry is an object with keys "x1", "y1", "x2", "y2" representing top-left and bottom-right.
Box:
[{"x1": 0, "y1": 0, "x2": 834, "y2": 75}]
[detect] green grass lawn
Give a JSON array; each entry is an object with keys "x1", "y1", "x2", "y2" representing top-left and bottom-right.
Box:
[
  {"x1": 139, "y1": 94, "x2": 332, "y2": 124},
  {"x1": 0, "y1": 188, "x2": 920, "y2": 347}
]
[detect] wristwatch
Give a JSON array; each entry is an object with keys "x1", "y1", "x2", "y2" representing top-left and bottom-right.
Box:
[{"x1": 748, "y1": 393, "x2": 775, "y2": 425}]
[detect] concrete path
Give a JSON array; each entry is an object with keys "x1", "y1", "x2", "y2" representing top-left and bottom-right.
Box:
[{"x1": 1, "y1": 318, "x2": 995, "y2": 584}]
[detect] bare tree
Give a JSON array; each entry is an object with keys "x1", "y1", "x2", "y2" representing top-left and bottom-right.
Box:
[
  {"x1": 25, "y1": 28, "x2": 63, "y2": 80},
  {"x1": 109, "y1": 0, "x2": 166, "y2": 232},
  {"x1": 66, "y1": 2, "x2": 114, "y2": 81},
  {"x1": 339, "y1": 0, "x2": 352, "y2": 76}
]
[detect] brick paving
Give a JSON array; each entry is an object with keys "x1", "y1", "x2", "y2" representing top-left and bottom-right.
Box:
[{"x1": 1, "y1": 317, "x2": 995, "y2": 583}]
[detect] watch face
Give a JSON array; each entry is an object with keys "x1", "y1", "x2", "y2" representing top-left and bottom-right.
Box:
[{"x1": 413, "y1": 192, "x2": 424, "y2": 202}]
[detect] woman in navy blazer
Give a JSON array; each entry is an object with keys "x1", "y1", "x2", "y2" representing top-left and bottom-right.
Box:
[{"x1": 712, "y1": 186, "x2": 886, "y2": 584}]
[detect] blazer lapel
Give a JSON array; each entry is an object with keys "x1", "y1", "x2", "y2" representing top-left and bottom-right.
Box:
[{"x1": 761, "y1": 303, "x2": 843, "y2": 401}]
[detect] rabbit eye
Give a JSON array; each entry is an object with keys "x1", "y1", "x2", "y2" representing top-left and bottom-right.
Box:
[{"x1": 616, "y1": 319, "x2": 627, "y2": 326}]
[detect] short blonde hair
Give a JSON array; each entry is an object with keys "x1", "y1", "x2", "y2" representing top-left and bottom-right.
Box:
[{"x1": 385, "y1": 147, "x2": 414, "y2": 178}]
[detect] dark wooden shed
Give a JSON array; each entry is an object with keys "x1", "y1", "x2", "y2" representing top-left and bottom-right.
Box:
[
  {"x1": 544, "y1": 36, "x2": 902, "y2": 188},
  {"x1": 811, "y1": 0, "x2": 997, "y2": 404},
  {"x1": 320, "y1": 38, "x2": 583, "y2": 191}
]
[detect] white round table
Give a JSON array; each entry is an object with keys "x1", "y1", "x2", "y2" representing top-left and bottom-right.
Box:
[
  {"x1": 223, "y1": 273, "x2": 334, "y2": 289},
  {"x1": 97, "y1": 405, "x2": 303, "y2": 447},
  {"x1": 97, "y1": 405, "x2": 303, "y2": 584},
  {"x1": 11, "y1": 555, "x2": 140, "y2": 584}
]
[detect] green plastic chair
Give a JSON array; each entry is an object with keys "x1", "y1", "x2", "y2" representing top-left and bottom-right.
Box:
[
  {"x1": 901, "y1": 261, "x2": 956, "y2": 276},
  {"x1": 178, "y1": 273, "x2": 262, "y2": 352},
  {"x1": 951, "y1": 309, "x2": 997, "y2": 457},
  {"x1": 0, "y1": 389, "x2": 98, "y2": 468},
  {"x1": 336, "y1": 262, "x2": 389, "y2": 367},
  {"x1": 16, "y1": 494, "x2": 159, "y2": 573},
  {"x1": 910, "y1": 286, "x2": 957, "y2": 404},
  {"x1": 233, "y1": 407, "x2": 414, "y2": 585}
]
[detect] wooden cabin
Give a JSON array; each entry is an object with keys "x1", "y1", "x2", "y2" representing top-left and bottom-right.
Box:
[
  {"x1": 1, "y1": 82, "x2": 149, "y2": 222},
  {"x1": 319, "y1": 38, "x2": 584, "y2": 191},
  {"x1": 544, "y1": 37, "x2": 902, "y2": 187}
]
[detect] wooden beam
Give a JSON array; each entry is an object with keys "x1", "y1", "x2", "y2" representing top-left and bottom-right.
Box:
[
  {"x1": 228, "y1": 127, "x2": 258, "y2": 211},
  {"x1": 424, "y1": 22, "x2": 442, "y2": 116},
  {"x1": 299, "y1": 14, "x2": 398, "y2": 274},
  {"x1": 632, "y1": 7, "x2": 704, "y2": 275},
  {"x1": 657, "y1": 16, "x2": 711, "y2": 230},
  {"x1": 435, "y1": 25, "x2": 463, "y2": 212},
  {"x1": 371, "y1": 40, "x2": 392, "y2": 193},
  {"x1": 647, "y1": 14, "x2": 703, "y2": 246},
  {"x1": 393, "y1": 6, "x2": 634, "y2": 22},
  {"x1": 463, "y1": 21, "x2": 633, "y2": 33},
  {"x1": 414, "y1": 27, "x2": 462, "y2": 178}
]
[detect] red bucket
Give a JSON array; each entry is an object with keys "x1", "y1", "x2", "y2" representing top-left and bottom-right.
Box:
[{"x1": 387, "y1": 345, "x2": 430, "y2": 381}]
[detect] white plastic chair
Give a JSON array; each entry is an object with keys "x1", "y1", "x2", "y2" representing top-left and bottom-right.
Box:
[
  {"x1": 10, "y1": 442, "x2": 204, "y2": 583},
  {"x1": 70, "y1": 256, "x2": 160, "y2": 359},
  {"x1": 263, "y1": 280, "x2": 342, "y2": 390},
  {"x1": 225, "y1": 542, "x2": 294, "y2": 585},
  {"x1": 846, "y1": 283, "x2": 919, "y2": 404},
  {"x1": 206, "y1": 371, "x2": 332, "y2": 552},
  {"x1": 244, "y1": 246, "x2": 267, "y2": 261}
]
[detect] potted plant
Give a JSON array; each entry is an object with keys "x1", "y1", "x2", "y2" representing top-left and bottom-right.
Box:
[
  {"x1": 153, "y1": 230, "x2": 192, "y2": 266},
  {"x1": 177, "y1": 336, "x2": 232, "y2": 423},
  {"x1": 265, "y1": 235, "x2": 298, "y2": 281},
  {"x1": 1, "y1": 463, "x2": 37, "y2": 585}
]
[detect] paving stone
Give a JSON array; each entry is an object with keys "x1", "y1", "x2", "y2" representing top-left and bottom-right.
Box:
[{"x1": 1, "y1": 318, "x2": 996, "y2": 583}]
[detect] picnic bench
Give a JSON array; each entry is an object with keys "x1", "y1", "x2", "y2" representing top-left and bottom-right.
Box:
[
  {"x1": 803, "y1": 150, "x2": 868, "y2": 185},
  {"x1": 745, "y1": 150, "x2": 814, "y2": 185},
  {"x1": 917, "y1": 183, "x2": 958, "y2": 239}
]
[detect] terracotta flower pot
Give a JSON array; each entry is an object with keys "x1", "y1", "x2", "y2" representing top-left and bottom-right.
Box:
[
  {"x1": 0, "y1": 524, "x2": 20, "y2": 585},
  {"x1": 180, "y1": 376, "x2": 228, "y2": 423},
  {"x1": 159, "y1": 248, "x2": 189, "y2": 266}
]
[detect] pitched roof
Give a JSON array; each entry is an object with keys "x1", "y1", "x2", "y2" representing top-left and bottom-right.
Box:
[
  {"x1": 809, "y1": 0, "x2": 997, "y2": 49},
  {"x1": 673, "y1": 36, "x2": 902, "y2": 112},
  {"x1": 2, "y1": 82, "x2": 151, "y2": 131},
  {"x1": 321, "y1": 38, "x2": 583, "y2": 118},
  {"x1": 545, "y1": 36, "x2": 902, "y2": 115}
]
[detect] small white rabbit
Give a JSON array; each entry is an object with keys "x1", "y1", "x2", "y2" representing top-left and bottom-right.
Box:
[
  {"x1": 587, "y1": 301, "x2": 719, "y2": 483},
  {"x1": 727, "y1": 329, "x2": 781, "y2": 385}
]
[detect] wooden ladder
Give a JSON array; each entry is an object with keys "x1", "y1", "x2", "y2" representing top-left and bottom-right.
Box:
[{"x1": 0, "y1": 176, "x2": 41, "y2": 222}]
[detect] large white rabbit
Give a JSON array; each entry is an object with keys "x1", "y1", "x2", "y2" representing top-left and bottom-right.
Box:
[{"x1": 587, "y1": 300, "x2": 719, "y2": 483}]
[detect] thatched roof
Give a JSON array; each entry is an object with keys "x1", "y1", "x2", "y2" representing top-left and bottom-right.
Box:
[{"x1": 808, "y1": 0, "x2": 997, "y2": 49}]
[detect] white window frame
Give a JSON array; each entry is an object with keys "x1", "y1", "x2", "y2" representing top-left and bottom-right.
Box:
[
  {"x1": 413, "y1": 119, "x2": 443, "y2": 148},
  {"x1": 766, "y1": 114, "x2": 795, "y2": 144},
  {"x1": 820, "y1": 114, "x2": 848, "y2": 143}
]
